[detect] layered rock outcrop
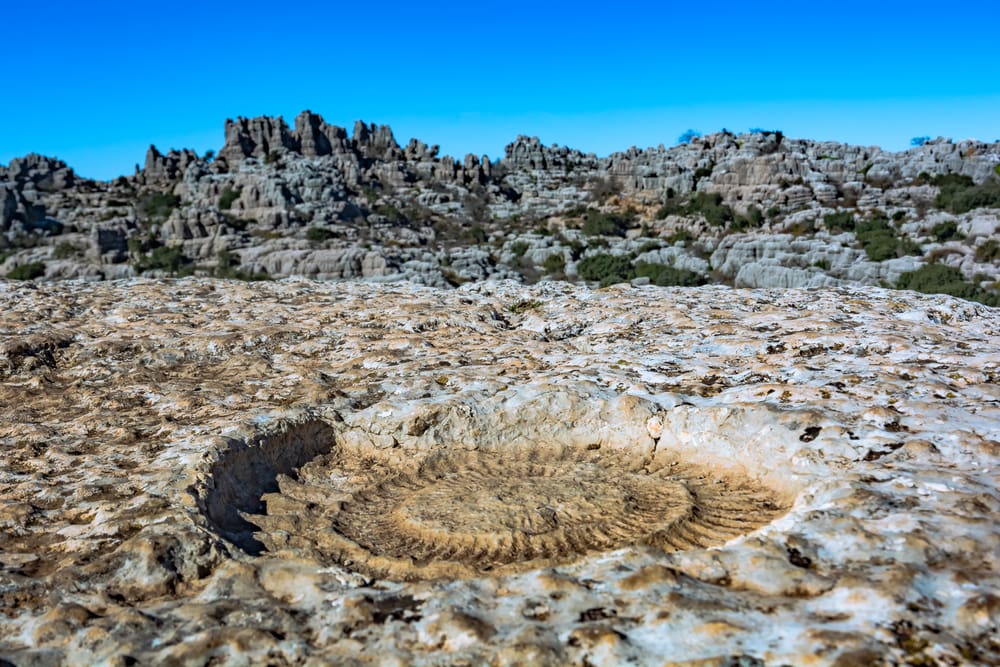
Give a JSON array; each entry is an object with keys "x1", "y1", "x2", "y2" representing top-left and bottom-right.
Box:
[{"x1": 0, "y1": 112, "x2": 998, "y2": 299}]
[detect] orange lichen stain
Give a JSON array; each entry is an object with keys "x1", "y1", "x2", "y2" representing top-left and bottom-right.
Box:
[
  {"x1": 691, "y1": 620, "x2": 747, "y2": 637},
  {"x1": 567, "y1": 624, "x2": 627, "y2": 650},
  {"x1": 620, "y1": 564, "x2": 679, "y2": 591}
]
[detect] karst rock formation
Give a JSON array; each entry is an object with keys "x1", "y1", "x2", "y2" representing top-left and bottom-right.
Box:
[{"x1": 1, "y1": 111, "x2": 997, "y2": 302}]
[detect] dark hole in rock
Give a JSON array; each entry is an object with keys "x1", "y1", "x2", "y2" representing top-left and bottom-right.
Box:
[
  {"x1": 201, "y1": 418, "x2": 336, "y2": 554},
  {"x1": 367, "y1": 594, "x2": 423, "y2": 624},
  {"x1": 862, "y1": 442, "x2": 905, "y2": 462},
  {"x1": 799, "y1": 426, "x2": 822, "y2": 442},
  {"x1": 787, "y1": 546, "x2": 813, "y2": 569}
]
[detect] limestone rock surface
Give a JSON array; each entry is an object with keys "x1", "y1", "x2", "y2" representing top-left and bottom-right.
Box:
[{"x1": 0, "y1": 278, "x2": 998, "y2": 666}]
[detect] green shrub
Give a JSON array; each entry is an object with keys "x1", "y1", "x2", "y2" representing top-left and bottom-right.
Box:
[
  {"x1": 930, "y1": 220, "x2": 959, "y2": 242},
  {"x1": 543, "y1": 253, "x2": 566, "y2": 273},
  {"x1": 127, "y1": 237, "x2": 145, "y2": 255},
  {"x1": 214, "y1": 249, "x2": 271, "y2": 281},
  {"x1": 6, "y1": 262, "x2": 45, "y2": 280},
  {"x1": 896, "y1": 264, "x2": 999, "y2": 306},
  {"x1": 221, "y1": 268, "x2": 270, "y2": 281},
  {"x1": 375, "y1": 203, "x2": 403, "y2": 223},
  {"x1": 216, "y1": 249, "x2": 237, "y2": 271},
  {"x1": 655, "y1": 199, "x2": 685, "y2": 219},
  {"x1": 306, "y1": 227, "x2": 336, "y2": 243},
  {"x1": 222, "y1": 213, "x2": 248, "y2": 232},
  {"x1": 219, "y1": 188, "x2": 241, "y2": 210},
  {"x1": 687, "y1": 192, "x2": 734, "y2": 227},
  {"x1": 134, "y1": 245, "x2": 189, "y2": 274},
  {"x1": 140, "y1": 192, "x2": 181, "y2": 219},
  {"x1": 824, "y1": 211, "x2": 856, "y2": 232},
  {"x1": 559, "y1": 237, "x2": 586, "y2": 260},
  {"x1": 581, "y1": 209, "x2": 632, "y2": 237},
  {"x1": 264, "y1": 151, "x2": 281, "y2": 165},
  {"x1": 362, "y1": 186, "x2": 379, "y2": 203},
  {"x1": 934, "y1": 174, "x2": 1000, "y2": 213},
  {"x1": 785, "y1": 220, "x2": 816, "y2": 237},
  {"x1": 577, "y1": 253, "x2": 634, "y2": 286},
  {"x1": 510, "y1": 241, "x2": 530, "y2": 258},
  {"x1": 633, "y1": 262, "x2": 706, "y2": 286},
  {"x1": 975, "y1": 239, "x2": 1000, "y2": 263},
  {"x1": 693, "y1": 166, "x2": 714, "y2": 183},
  {"x1": 665, "y1": 230, "x2": 694, "y2": 245},
  {"x1": 507, "y1": 299, "x2": 542, "y2": 314},
  {"x1": 933, "y1": 174, "x2": 975, "y2": 188},
  {"x1": 462, "y1": 224, "x2": 487, "y2": 244},
  {"x1": 855, "y1": 216, "x2": 921, "y2": 261},
  {"x1": 729, "y1": 206, "x2": 764, "y2": 231},
  {"x1": 52, "y1": 242, "x2": 82, "y2": 259},
  {"x1": 658, "y1": 192, "x2": 735, "y2": 227}
]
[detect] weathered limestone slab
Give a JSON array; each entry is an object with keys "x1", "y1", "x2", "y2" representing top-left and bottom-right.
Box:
[{"x1": 0, "y1": 278, "x2": 997, "y2": 665}]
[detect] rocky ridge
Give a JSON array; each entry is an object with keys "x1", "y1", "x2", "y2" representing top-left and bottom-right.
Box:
[{"x1": 1, "y1": 111, "x2": 999, "y2": 300}]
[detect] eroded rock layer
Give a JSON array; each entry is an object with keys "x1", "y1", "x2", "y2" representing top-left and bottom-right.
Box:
[{"x1": 0, "y1": 277, "x2": 998, "y2": 666}]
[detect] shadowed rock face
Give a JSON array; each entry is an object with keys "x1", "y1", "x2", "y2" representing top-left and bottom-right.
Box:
[
  {"x1": 202, "y1": 418, "x2": 337, "y2": 553},
  {"x1": 0, "y1": 278, "x2": 998, "y2": 665}
]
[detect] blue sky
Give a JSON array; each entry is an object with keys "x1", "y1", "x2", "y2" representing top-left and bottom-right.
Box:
[{"x1": 3, "y1": 0, "x2": 998, "y2": 179}]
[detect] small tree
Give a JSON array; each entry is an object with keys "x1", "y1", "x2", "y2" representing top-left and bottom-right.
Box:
[
  {"x1": 678, "y1": 129, "x2": 701, "y2": 144},
  {"x1": 306, "y1": 227, "x2": 336, "y2": 244}
]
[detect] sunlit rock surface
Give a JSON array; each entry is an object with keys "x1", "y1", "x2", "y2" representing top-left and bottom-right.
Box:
[{"x1": 0, "y1": 278, "x2": 997, "y2": 665}]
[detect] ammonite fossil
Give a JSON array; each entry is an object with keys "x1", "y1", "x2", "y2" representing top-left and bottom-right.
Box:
[{"x1": 247, "y1": 447, "x2": 787, "y2": 580}]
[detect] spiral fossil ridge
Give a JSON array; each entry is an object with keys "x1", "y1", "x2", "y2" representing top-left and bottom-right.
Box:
[{"x1": 246, "y1": 447, "x2": 788, "y2": 580}]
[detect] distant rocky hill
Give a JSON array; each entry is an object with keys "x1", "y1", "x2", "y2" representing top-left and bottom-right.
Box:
[{"x1": 2, "y1": 110, "x2": 998, "y2": 303}]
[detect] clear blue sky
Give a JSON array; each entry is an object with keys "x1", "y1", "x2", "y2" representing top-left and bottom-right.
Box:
[{"x1": 3, "y1": 0, "x2": 998, "y2": 180}]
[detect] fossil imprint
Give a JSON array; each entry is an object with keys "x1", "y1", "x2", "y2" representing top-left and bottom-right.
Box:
[{"x1": 246, "y1": 447, "x2": 788, "y2": 580}]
